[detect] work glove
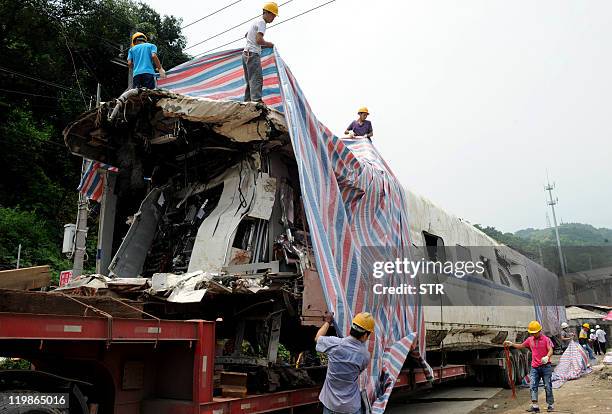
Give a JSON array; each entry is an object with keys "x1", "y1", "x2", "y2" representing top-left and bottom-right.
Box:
[
  {"x1": 348, "y1": 130, "x2": 355, "y2": 137},
  {"x1": 503, "y1": 340, "x2": 513, "y2": 347},
  {"x1": 159, "y1": 68, "x2": 167, "y2": 79},
  {"x1": 541, "y1": 356, "x2": 549, "y2": 364}
]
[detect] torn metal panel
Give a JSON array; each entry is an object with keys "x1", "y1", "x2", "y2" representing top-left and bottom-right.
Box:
[
  {"x1": 248, "y1": 174, "x2": 277, "y2": 220},
  {"x1": 109, "y1": 188, "x2": 167, "y2": 278},
  {"x1": 187, "y1": 162, "x2": 257, "y2": 274}
]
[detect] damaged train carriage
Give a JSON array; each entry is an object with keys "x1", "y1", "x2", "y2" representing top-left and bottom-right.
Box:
[
  {"x1": 64, "y1": 89, "x2": 333, "y2": 382},
  {"x1": 63, "y1": 49, "x2": 566, "y2": 410}
]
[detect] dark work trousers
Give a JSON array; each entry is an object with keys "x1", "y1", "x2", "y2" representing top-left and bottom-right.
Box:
[
  {"x1": 133, "y1": 73, "x2": 155, "y2": 89},
  {"x1": 242, "y1": 51, "x2": 263, "y2": 102}
]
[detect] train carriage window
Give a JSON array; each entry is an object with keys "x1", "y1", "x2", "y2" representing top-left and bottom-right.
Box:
[
  {"x1": 510, "y1": 273, "x2": 525, "y2": 291},
  {"x1": 480, "y1": 256, "x2": 493, "y2": 281},
  {"x1": 423, "y1": 231, "x2": 446, "y2": 262},
  {"x1": 456, "y1": 245, "x2": 472, "y2": 262},
  {"x1": 498, "y1": 267, "x2": 511, "y2": 287}
]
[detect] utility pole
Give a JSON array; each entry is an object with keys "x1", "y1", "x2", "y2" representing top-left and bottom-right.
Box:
[
  {"x1": 72, "y1": 84, "x2": 103, "y2": 277},
  {"x1": 72, "y1": 162, "x2": 89, "y2": 277},
  {"x1": 545, "y1": 180, "x2": 566, "y2": 276}
]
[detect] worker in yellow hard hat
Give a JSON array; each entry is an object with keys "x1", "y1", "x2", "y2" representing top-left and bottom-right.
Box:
[
  {"x1": 504, "y1": 321, "x2": 555, "y2": 412},
  {"x1": 344, "y1": 107, "x2": 373, "y2": 141},
  {"x1": 314, "y1": 311, "x2": 374, "y2": 414},
  {"x1": 127, "y1": 32, "x2": 166, "y2": 89},
  {"x1": 578, "y1": 322, "x2": 596, "y2": 360},
  {"x1": 242, "y1": 3, "x2": 278, "y2": 102}
]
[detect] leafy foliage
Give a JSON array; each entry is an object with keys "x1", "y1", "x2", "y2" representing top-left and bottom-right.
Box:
[
  {"x1": 475, "y1": 223, "x2": 612, "y2": 274},
  {"x1": 0, "y1": 0, "x2": 188, "y2": 275}
]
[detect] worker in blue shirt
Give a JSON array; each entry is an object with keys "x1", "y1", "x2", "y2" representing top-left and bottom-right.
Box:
[
  {"x1": 127, "y1": 32, "x2": 166, "y2": 89},
  {"x1": 315, "y1": 312, "x2": 374, "y2": 414}
]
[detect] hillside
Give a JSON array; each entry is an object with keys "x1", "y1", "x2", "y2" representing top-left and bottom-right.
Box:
[{"x1": 475, "y1": 223, "x2": 612, "y2": 275}]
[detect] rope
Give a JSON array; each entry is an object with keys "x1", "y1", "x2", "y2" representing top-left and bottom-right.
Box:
[{"x1": 504, "y1": 345, "x2": 517, "y2": 399}]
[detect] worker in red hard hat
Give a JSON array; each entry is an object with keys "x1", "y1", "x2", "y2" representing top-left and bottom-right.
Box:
[
  {"x1": 242, "y1": 2, "x2": 278, "y2": 102},
  {"x1": 315, "y1": 311, "x2": 374, "y2": 414},
  {"x1": 127, "y1": 32, "x2": 166, "y2": 89},
  {"x1": 504, "y1": 320, "x2": 554, "y2": 413},
  {"x1": 344, "y1": 107, "x2": 373, "y2": 141}
]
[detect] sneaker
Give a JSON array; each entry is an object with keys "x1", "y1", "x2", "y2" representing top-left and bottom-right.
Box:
[
  {"x1": 547, "y1": 405, "x2": 554, "y2": 412},
  {"x1": 526, "y1": 406, "x2": 540, "y2": 413}
]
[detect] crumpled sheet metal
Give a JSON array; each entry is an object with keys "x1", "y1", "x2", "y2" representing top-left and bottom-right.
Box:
[
  {"x1": 156, "y1": 94, "x2": 287, "y2": 142},
  {"x1": 63, "y1": 89, "x2": 288, "y2": 164},
  {"x1": 150, "y1": 270, "x2": 214, "y2": 303}
]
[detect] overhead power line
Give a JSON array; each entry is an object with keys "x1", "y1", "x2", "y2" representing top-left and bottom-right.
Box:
[
  {"x1": 192, "y1": 0, "x2": 335, "y2": 58},
  {"x1": 91, "y1": 1, "x2": 135, "y2": 28},
  {"x1": 0, "y1": 88, "x2": 83, "y2": 102},
  {"x1": 0, "y1": 66, "x2": 78, "y2": 93},
  {"x1": 185, "y1": 0, "x2": 295, "y2": 51},
  {"x1": 58, "y1": 30, "x2": 88, "y2": 109},
  {"x1": 181, "y1": 0, "x2": 243, "y2": 29}
]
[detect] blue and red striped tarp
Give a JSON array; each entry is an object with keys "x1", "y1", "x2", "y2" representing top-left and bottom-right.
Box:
[
  {"x1": 159, "y1": 47, "x2": 429, "y2": 412},
  {"x1": 552, "y1": 340, "x2": 591, "y2": 388},
  {"x1": 157, "y1": 48, "x2": 282, "y2": 111},
  {"x1": 274, "y1": 50, "x2": 431, "y2": 412},
  {"x1": 77, "y1": 160, "x2": 118, "y2": 202}
]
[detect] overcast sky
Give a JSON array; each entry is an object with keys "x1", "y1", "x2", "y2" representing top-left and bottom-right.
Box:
[{"x1": 144, "y1": 0, "x2": 612, "y2": 232}]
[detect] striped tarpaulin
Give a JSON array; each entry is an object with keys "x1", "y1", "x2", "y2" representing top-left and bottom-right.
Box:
[
  {"x1": 160, "y1": 47, "x2": 429, "y2": 412},
  {"x1": 274, "y1": 50, "x2": 431, "y2": 412},
  {"x1": 551, "y1": 340, "x2": 591, "y2": 388},
  {"x1": 77, "y1": 160, "x2": 118, "y2": 202},
  {"x1": 157, "y1": 48, "x2": 283, "y2": 111}
]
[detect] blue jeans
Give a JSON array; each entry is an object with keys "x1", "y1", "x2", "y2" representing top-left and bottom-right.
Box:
[
  {"x1": 530, "y1": 365, "x2": 554, "y2": 406},
  {"x1": 582, "y1": 343, "x2": 596, "y2": 359},
  {"x1": 322, "y1": 406, "x2": 362, "y2": 414},
  {"x1": 242, "y1": 51, "x2": 263, "y2": 102}
]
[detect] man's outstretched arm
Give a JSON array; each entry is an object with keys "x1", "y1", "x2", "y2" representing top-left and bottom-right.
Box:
[{"x1": 315, "y1": 312, "x2": 334, "y2": 342}]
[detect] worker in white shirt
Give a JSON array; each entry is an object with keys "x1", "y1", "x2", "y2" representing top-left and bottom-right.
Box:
[
  {"x1": 589, "y1": 329, "x2": 599, "y2": 355},
  {"x1": 242, "y1": 2, "x2": 278, "y2": 102},
  {"x1": 595, "y1": 325, "x2": 607, "y2": 354}
]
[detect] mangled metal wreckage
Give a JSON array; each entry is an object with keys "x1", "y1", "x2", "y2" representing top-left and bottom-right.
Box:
[{"x1": 64, "y1": 89, "x2": 328, "y2": 389}]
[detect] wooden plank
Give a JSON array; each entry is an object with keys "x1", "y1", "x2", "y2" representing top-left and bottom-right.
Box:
[
  {"x1": 0, "y1": 289, "x2": 144, "y2": 318},
  {"x1": 0, "y1": 266, "x2": 51, "y2": 290}
]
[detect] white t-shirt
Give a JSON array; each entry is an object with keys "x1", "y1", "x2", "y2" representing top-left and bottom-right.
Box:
[
  {"x1": 244, "y1": 18, "x2": 267, "y2": 54},
  {"x1": 596, "y1": 329, "x2": 606, "y2": 342}
]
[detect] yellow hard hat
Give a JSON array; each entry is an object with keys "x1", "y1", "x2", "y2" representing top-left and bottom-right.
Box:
[
  {"x1": 527, "y1": 320, "x2": 542, "y2": 334},
  {"x1": 131, "y1": 32, "x2": 147, "y2": 47},
  {"x1": 357, "y1": 107, "x2": 369, "y2": 115},
  {"x1": 263, "y1": 2, "x2": 279, "y2": 16},
  {"x1": 582, "y1": 323, "x2": 590, "y2": 329},
  {"x1": 352, "y1": 312, "x2": 375, "y2": 333}
]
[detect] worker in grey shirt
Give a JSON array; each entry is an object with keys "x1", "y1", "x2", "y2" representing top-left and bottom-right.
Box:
[
  {"x1": 315, "y1": 312, "x2": 374, "y2": 414},
  {"x1": 242, "y1": 2, "x2": 278, "y2": 102},
  {"x1": 559, "y1": 322, "x2": 574, "y2": 351}
]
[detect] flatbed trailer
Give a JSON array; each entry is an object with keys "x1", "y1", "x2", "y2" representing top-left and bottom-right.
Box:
[{"x1": 0, "y1": 311, "x2": 467, "y2": 414}]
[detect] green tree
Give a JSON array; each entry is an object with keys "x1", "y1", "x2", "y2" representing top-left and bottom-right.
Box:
[{"x1": 0, "y1": 0, "x2": 188, "y2": 275}]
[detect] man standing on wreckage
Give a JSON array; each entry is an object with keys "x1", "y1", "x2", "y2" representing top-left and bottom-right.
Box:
[
  {"x1": 315, "y1": 312, "x2": 375, "y2": 414},
  {"x1": 242, "y1": 2, "x2": 278, "y2": 102}
]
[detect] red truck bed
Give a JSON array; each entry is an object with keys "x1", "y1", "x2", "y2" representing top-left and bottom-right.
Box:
[{"x1": 0, "y1": 310, "x2": 466, "y2": 414}]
